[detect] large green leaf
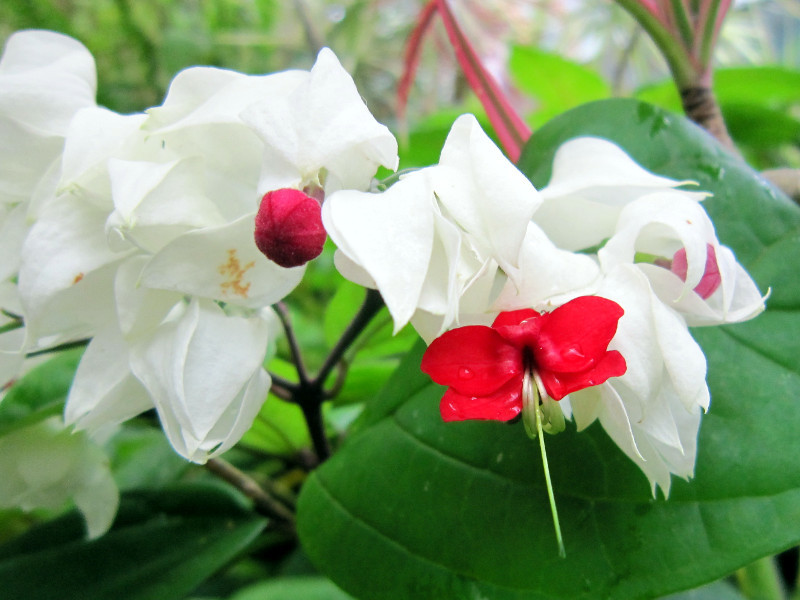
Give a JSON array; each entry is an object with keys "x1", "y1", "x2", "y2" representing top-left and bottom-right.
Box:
[
  {"x1": 297, "y1": 99, "x2": 800, "y2": 599},
  {"x1": 0, "y1": 483, "x2": 266, "y2": 600}
]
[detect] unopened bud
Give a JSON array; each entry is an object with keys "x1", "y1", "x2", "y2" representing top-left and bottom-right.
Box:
[{"x1": 254, "y1": 188, "x2": 327, "y2": 268}]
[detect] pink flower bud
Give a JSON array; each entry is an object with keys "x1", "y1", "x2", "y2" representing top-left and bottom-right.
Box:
[
  {"x1": 671, "y1": 244, "x2": 721, "y2": 299},
  {"x1": 254, "y1": 188, "x2": 327, "y2": 268}
]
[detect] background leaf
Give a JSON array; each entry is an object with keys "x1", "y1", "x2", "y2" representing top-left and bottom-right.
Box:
[
  {"x1": 0, "y1": 348, "x2": 83, "y2": 436},
  {"x1": 296, "y1": 99, "x2": 800, "y2": 599},
  {"x1": 0, "y1": 483, "x2": 266, "y2": 600}
]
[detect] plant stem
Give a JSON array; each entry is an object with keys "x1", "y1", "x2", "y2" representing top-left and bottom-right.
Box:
[
  {"x1": 274, "y1": 302, "x2": 310, "y2": 384},
  {"x1": 299, "y1": 400, "x2": 330, "y2": 462},
  {"x1": 735, "y1": 556, "x2": 786, "y2": 600},
  {"x1": 315, "y1": 289, "x2": 384, "y2": 389},
  {"x1": 206, "y1": 457, "x2": 296, "y2": 532},
  {"x1": 680, "y1": 85, "x2": 738, "y2": 151},
  {"x1": 272, "y1": 290, "x2": 386, "y2": 465}
]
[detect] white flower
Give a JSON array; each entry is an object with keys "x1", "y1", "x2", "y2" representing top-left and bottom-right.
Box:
[
  {"x1": 241, "y1": 47, "x2": 398, "y2": 195},
  {"x1": 532, "y1": 136, "x2": 765, "y2": 325},
  {"x1": 20, "y1": 43, "x2": 396, "y2": 463},
  {"x1": 0, "y1": 417, "x2": 118, "y2": 538},
  {"x1": 535, "y1": 137, "x2": 705, "y2": 252},
  {"x1": 0, "y1": 30, "x2": 96, "y2": 208},
  {"x1": 0, "y1": 30, "x2": 98, "y2": 388},
  {"x1": 324, "y1": 114, "x2": 596, "y2": 341},
  {"x1": 564, "y1": 265, "x2": 709, "y2": 495},
  {"x1": 599, "y1": 192, "x2": 765, "y2": 325}
]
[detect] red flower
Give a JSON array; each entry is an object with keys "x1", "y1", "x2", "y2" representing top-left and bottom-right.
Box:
[{"x1": 420, "y1": 296, "x2": 627, "y2": 422}]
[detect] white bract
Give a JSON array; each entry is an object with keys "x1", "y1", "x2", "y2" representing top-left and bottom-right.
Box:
[
  {"x1": 324, "y1": 114, "x2": 598, "y2": 341},
  {"x1": 0, "y1": 30, "x2": 98, "y2": 387},
  {"x1": 0, "y1": 417, "x2": 118, "y2": 538},
  {"x1": 564, "y1": 265, "x2": 709, "y2": 495},
  {"x1": 536, "y1": 136, "x2": 765, "y2": 326},
  {"x1": 12, "y1": 38, "x2": 398, "y2": 464}
]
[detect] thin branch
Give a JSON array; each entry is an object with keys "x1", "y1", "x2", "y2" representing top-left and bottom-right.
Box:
[
  {"x1": 274, "y1": 302, "x2": 310, "y2": 384},
  {"x1": 314, "y1": 289, "x2": 384, "y2": 387},
  {"x1": 206, "y1": 457, "x2": 296, "y2": 531}
]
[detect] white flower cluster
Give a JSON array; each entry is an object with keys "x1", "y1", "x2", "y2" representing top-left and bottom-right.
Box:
[
  {"x1": 0, "y1": 30, "x2": 397, "y2": 471},
  {"x1": 324, "y1": 115, "x2": 766, "y2": 495}
]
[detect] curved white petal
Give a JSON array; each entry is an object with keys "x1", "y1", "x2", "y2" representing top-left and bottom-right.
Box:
[
  {"x1": 65, "y1": 325, "x2": 153, "y2": 433},
  {"x1": 140, "y1": 213, "x2": 305, "y2": 308},
  {"x1": 106, "y1": 157, "x2": 225, "y2": 253},
  {"x1": 323, "y1": 171, "x2": 435, "y2": 331},
  {"x1": 494, "y1": 221, "x2": 600, "y2": 311},
  {"x1": 601, "y1": 192, "x2": 766, "y2": 325},
  {"x1": 436, "y1": 114, "x2": 540, "y2": 280},
  {"x1": 129, "y1": 299, "x2": 273, "y2": 462},
  {"x1": 536, "y1": 137, "x2": 706, "y2": 250},
  {"x1": 242, "y1": 47, "x2": 398, "y2": 193}
]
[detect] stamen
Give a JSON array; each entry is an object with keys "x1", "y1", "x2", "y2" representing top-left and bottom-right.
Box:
[{"x1": 523, "y1": 365, "x2": 566, "y2": 558}]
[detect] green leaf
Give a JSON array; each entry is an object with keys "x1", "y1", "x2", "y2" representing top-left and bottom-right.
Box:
[
  {"x1": 509, "y1": 45, "x2": 610, "y2": 128},
  {"x1": 297, "y1": 99, "x2": 800, "y2": 599},
  {"x1": 659, "y1": 579, "x2": 745, "y2": 600},
  {"x1": 230, "y1": 576, "x2": 354, "y2": 600},
  {"x1": 0, "y1": 347, "x2": 83, "y2": 436},
  {"x1": 0, "y1": 483, "x2": 266, "y2": 600}
]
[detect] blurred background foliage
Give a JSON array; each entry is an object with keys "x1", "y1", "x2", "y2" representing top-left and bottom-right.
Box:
[{"x1": 1, "y1": 0, "x2": 799, "y2": 169}]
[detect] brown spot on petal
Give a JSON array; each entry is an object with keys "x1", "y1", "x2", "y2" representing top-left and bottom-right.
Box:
[
  {"x1": 218, "y1": 249, "x2": 254, "y2": 298},
  {"x1": 73, "y1": 273, "x2": 84, "y2": 284}
]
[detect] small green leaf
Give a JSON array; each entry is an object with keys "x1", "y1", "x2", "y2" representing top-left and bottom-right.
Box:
[
  {"x1": 0, "y1": 347, "x2": 84, "y2": 436},
  {"x1": 0, "y1": 483, "x2": 266, "y2": 600}
]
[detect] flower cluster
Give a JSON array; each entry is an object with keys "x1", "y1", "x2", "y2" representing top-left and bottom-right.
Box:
[
  {"x1": 324, "y1": 119, "x2": 765, "y2": 495},
  {"x1": 0, "y1": 28, "x2": 766, "y2": 522},
  {"x1": 0, "y1": 30, "x2": 397, "y2": 471}
]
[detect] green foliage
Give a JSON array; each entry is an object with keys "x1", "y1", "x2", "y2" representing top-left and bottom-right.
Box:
[
  {"x1": 229, "y1": 576, "x2": 354, "y2": 600},
  {"x1": 635, "y1": 66, "x2": 800, "y2": 169},
  {"x1": 0, "y1": 483, "x2": 266, "y2": 600},
  {"x1": 0, "y1": 347, "x2": 83, "y2": 436},
  {"x1": 296, "y1": 99, "x2": 800, "y2": 600},
  {"x1": 509, "y1": 45, "x2": 611, "y2": 128}
]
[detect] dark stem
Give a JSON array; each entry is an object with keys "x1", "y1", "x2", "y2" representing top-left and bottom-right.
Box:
[
  {"x1": 274, "y1": 302, "x2": 310, "y2": 384},
  {"x1": 206, "y1": 457, "x2": 296, "y2": 533},
  {"x1": 314, "y1": 289, "x2": 384, "y2": 388},
  {"x1": 299, "y1": 397, "x2": 330, "y2": 463},
  {"x1": 271, "y1": 289, "x2": 385, "y2": 465},
  {"x1": 680, "y1": 85, "x2": 739, "y2": 153}
]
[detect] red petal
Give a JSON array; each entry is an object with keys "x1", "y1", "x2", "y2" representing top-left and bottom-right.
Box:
[
  {"x1": 491, "y1": 309, "x2": 540, "y2": 329},
  {"x1": 254, "y1": 189, "x2": 327, "y2": 268},
  {"x1": 421, "y1": 326, "x2": 522, "y2": 396},
  {"x1": 534, "y1": 296, "x2": 624, "y2": 373},
  {"x1": 492, "y1": 309, "x2": 542, "y2": 348},
  {"x1": 539, "y1": 350, "x2": 627, "y2": 400},
  {"x1": 671, "y1": 244, "x2": 721, "y2": 299},
  {"x1": 439, "y1": 376, "x2": 523, "y2": 422}
]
